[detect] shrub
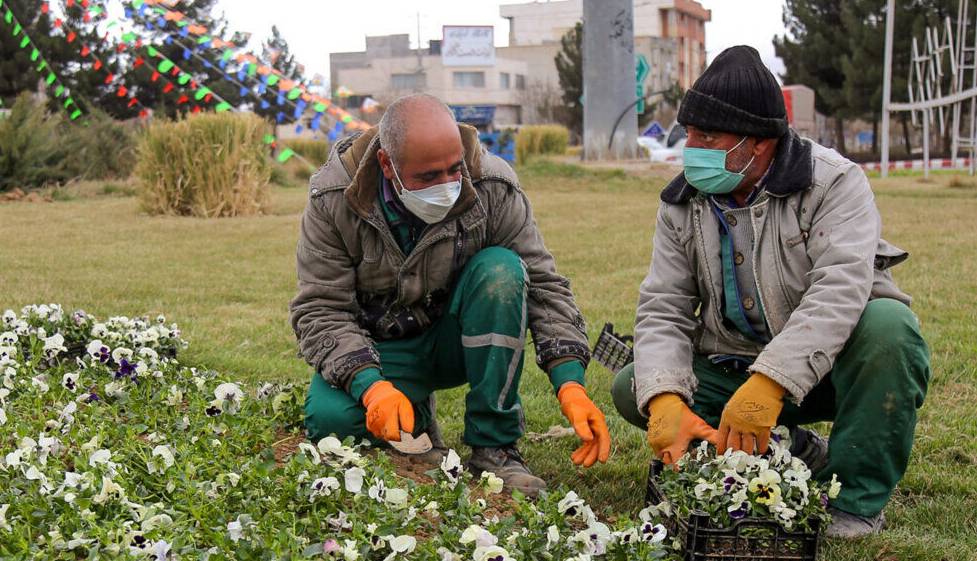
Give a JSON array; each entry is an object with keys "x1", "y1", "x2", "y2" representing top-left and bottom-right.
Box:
[
  {"x1": 515, "y1": 124, "x2": 570, "y2": 163},
  {"x1": 135, "y1": 112, "x2": 272, "y2": 217},
  {"x1": 60, "y1": 109, "x2": 138, "y2": 180},
  {"x1": 281, "y1": 138, "x2": 330, "y2": 166},
  {"x1": 0, "y1": 93, "x2": 67, "y2": 191}
]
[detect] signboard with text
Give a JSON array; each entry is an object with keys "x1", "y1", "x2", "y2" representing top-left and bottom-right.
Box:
[{"x1": 442, "y1": 26, "x2": 495, "y2": 67}]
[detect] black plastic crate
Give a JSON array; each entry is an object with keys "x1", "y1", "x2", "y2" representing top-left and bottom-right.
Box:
[
  {"x1": 591, "y1": 323, "x2": 634, "y2": 373},
  {"x1": 645, "y1": 461, "x2": 822, "y2": 561}
]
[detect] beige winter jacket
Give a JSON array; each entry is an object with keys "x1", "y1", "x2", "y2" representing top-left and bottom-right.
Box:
[
  {"x1": 633, "y1": 130, "x2": 911, "y2": 412},
  {"x1": 289, "y1": 124, "x2": 590, "y2": 392}
]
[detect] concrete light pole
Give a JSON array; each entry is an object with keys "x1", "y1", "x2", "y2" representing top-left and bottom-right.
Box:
[{"x1": 582, "y1": 0, "x2": 638, "y2": 160}]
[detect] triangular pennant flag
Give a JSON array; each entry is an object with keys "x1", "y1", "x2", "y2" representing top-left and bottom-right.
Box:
[
  {"x1": 163, "y1": 82, "x2": 174, "y2": 93},
  {"x1": 215, "y1": 102, "x2": 232, "y2": 112},
  {"x1": 277, "y1": 148, "x2": 296, "y2": 163}
]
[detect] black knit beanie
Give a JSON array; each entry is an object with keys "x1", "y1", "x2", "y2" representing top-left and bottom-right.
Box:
[{"x1": 677, "y1": 45, "x2": 787, "y2": 138}]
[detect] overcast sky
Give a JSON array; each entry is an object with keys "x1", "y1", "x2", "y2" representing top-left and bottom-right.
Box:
[{"x1": 218, "y1": 0, "x2": 789, "y2": 83}]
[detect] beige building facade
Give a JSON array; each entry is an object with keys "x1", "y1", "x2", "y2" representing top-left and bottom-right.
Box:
[{"x1": 328, "y1": 1, "x2": 710, "y2": 127}]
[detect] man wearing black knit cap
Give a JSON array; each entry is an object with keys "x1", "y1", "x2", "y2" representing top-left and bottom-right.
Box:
[{"x1": 611, "y1": 45, "x2": 931, "y2": 538}]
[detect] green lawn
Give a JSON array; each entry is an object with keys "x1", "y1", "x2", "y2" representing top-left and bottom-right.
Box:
[{"x1": 1, "y1": 161, "x2": 975, "y2": 560}]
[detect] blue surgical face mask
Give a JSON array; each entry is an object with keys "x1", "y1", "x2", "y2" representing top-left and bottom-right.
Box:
[
  {"x1": 682, "y1": 136, "x2": 755, "y2": 195},
  {"x1": 390, "y1": 160, "x2": 462, "y2": 224}
]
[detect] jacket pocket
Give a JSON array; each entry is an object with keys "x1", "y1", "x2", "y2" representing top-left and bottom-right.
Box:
[{"x1": 874, "y1": 239, "x2": 909, "y2": 270}]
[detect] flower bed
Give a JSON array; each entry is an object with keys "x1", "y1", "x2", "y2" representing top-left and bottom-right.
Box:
[{"x1": 1, "y1": 304, "x2": 678, "y2": 560}]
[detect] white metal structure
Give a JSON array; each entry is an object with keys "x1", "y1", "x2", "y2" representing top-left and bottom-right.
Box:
[{"x1": 881, "y1": 0, "x2": 977, "y2": 176}]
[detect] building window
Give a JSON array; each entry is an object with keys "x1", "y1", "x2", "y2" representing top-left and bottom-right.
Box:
[
  {"x1": 391, "y1": 73, "x2": 425, "y2": 90},
  {"x1": 500, "y1": 72, "x2": 511, "y2": 89},
  {"x1": 453, "y1": 71, "x2": 486, "y2": 88},
  {"x1": 515, "y1": 74, "x2": 526, "y2": 90}
]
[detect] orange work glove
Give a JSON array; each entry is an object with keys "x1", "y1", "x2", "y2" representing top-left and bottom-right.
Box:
[
  {"x1": 558, "y1": 382, "x2": 611, "y2": 467},
  {"x1": 717, "y1": 374, "x2": 785, "y2": 455},
  {"x1": 646, "y1": 393, "x2": 719, "y2": 465},
  {"x1": 361, "y1": 380, "x2": 415, "y2": 442}
]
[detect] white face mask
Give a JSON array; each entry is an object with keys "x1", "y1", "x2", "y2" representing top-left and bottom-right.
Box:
[{"x1": 390, "y1": 160, "x2": 462, "y2": 224}]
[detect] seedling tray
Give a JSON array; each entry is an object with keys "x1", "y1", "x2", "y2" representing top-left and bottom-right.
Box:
[{"x1": 645, "y1": 461, "x2": 822, "y2": 561}]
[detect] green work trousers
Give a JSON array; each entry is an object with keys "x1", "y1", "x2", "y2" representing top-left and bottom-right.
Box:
[
  {"x1": 611, "y1": 298, "x2": 930, "y2": 517},
  {"x1": 305, "y1": 247, "x2": 535, "y2": 448}
]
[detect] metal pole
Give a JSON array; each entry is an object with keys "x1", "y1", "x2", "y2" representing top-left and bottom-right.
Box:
[
  {"x1": 923, "y1": 112, "x2": 930, "y2": 178},
  {"x1": 881, "y1": 0, "x2": 896, "y2": 178}
]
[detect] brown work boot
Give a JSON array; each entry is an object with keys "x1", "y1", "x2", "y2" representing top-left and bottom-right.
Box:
[
  {"x1": 467, "y1": 444, "x2": 547, "y2": 497},
  {"x1": 826, "y1": 508, "x2": 886, "y2": 538}
]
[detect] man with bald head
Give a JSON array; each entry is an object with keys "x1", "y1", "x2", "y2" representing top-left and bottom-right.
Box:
[{"x1": 290, "y1": 94, "x2": 610, "y2": 495}]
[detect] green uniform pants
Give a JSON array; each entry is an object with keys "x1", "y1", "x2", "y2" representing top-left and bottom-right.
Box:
[
  {"x1": 305, "y1": 247, "x2": 531, "y2": 448},
  {"x1": 611, "y1": 298, "x2": 930, "y2": 517}
]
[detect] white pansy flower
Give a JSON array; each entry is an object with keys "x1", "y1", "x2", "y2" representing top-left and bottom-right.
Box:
[
  {"x1": 437, "y1": 547, "x2": 462, "y2": 561},
  {"x1": 111, "y1": 347, "x2": 133, "y2": 364},
  {"x1": 310, "y1": 477, "x2": 340, "y2": 501},
  {"x1": 42, "y1": 333, "x2": 67, "y2": 359},
  {"x1": 558, "y1": 491, "x2": 586, "y2": 517},
  {"x1": 37, "y1": 435, "x2": 61, "y2": 465},
  {"x1": 368, "y1": 479, "x2": 387, "y2": 502},
  {"x1": 0, "y1": 332, "x2": 16, "y2": 345},
  {"x1": 31, "y1": 375, "x2": 50, "y2": 393},
  {"x1": 214, "y1": 383, "x2": 244, "y2": 414},
  {"x1": 343, "y1": 466, "x2": 365, "y2": 494},
  {"x1": 296, "y1": 442, "x2": 321, "y2": 465},
  {"x1": 440, "y1": 449, "x2": 463, "y2": 484},
  {"x1": 0, "y1": 407, "x2": 6, "y2": 426},
  {"x1": 141, "y1": 513, "x2": 173, "y2": 532},
  {"x1": 1, "y1": 310, "x2": 15, "y2": 326},
  {"x1": 473, "y1": 545, "x2": 511, "y2": 561},
  {"x1": 385, "y1": 487, "x2": 408, "y2": 508},
  {"x1": 227, "y1": 514, "x2": 254, "y2": 543},
  {"x1": 460, "y1": 525, "x2": 498, "y2": 547},
  {"x1": 317, "y1": 436, "x2": 361, "y2": 464},
  {"x1": 227, "y1": 520, "x2": 244, "y2": 543},
  {"x1": 92, "y1": 476, "x2": 125, "y2": 504},
  {"x1": 255, "y1": 383, "x2": 275, "y2": 400},
  {"x1": 546, "y1": 525, "x2": 561, "y2": 548},
  {"x1": 0, "y1": 504, "x2": 10, "y2": 532},
  {"x1": 480, "y1": 471, "x2": 504, "y2": 494},
  {"x1": 384, "y1": 535, "x2": 416, "y2": 561},
  {"x1": 4, "y1": 448, "x2": 27, "y2": 468},
  {"x1": 147, "y1": 445, "x2": 175, "y2": 474}
]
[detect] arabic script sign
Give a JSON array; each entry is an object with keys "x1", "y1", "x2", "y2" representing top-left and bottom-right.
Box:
[{"x1": 442, "y1": 26, "x2": 495, "y2": 67}]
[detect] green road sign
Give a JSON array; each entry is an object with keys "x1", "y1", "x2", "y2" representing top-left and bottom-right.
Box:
[{"x1": 636, "y1": 54, "x2": 650, "y2": 113}]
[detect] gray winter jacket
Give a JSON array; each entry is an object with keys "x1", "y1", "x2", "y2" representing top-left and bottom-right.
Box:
[
  {"x1": 289, "y1": 124, "x2": 590, "y2": 393},
  {"x1": 633, "y1": 130, "x2": 910, "y2": 412}
]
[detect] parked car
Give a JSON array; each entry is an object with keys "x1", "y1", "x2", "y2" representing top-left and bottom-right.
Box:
[{"x1": 638, "y1": 123, "x2": 686, "y2": 164}]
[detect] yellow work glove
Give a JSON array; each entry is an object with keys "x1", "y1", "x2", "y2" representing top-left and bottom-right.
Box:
[
  {"x1": 646, "y1": 393, "x2": 719, "y2": 465},
  {"x1": 557, "y1": 382, "x2": 611, "y2": 467},
  {"x1": 361, "y1": 380, "x2": 415, "y2": 442},
  {"x1": 717, "y1": 374, "x2": 785, "y2": 455}
]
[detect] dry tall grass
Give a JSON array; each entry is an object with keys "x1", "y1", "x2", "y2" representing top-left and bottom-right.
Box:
[
  {"x1": 135, "y1": 112, "x2": 272, "y2": 217},
  {"x1": 515, "y1": 124, "x2": 570, "y2": 164}
]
